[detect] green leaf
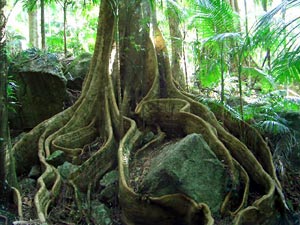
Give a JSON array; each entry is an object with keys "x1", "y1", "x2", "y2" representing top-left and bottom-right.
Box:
[
  {"x1": 256, "y1": 120, "x2": 290, "y2": 135},
  {"x1": 243, "y1": 67, "x2": 275, "y2": 91}
]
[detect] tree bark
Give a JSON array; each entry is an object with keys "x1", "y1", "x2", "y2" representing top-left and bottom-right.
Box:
[
  {"x1": 0, "y1": 0, "x2": 7, "y2": 200},
  {"x1": 40, "y1": 0, "x2": 46, "y2": 49},
  {"x1": 63, "y1": 0, "x2": 67, "y2": 56},
  {"x1": 229, "y1": 0, "x2": 239, "y2": 13},
  {"x1": 28, "y1": 8, "x2": 39, "y2": 48},
  {"x1": 167, "y1": 0, "x2": 185, "y2": 88},
  {"x1": 118, "y1": 0, "x2": 153, "y2": 115}
]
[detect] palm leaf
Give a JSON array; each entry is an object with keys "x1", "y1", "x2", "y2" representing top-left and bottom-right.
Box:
[
  {"x1": 242, "y1": 67, "x2": 275, "y2": 91},
  {"x1": 203, "y1": 32, "x2": 242, "y2": 44},
  {"x1": 252, "y1": 0, "x2": 300, "y2": 86},
  {"x1": 256, "y1": 120, "x2": 291, "y2": 135},
  {"x1": 189, "y1": 0, "x2": 239, "y2": 38}
]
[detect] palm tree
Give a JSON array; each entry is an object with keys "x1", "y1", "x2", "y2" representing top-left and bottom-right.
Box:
[
  {"x1": 28, "y1": 7, "x2": 39, "y2": 47},
  {"x1": 22, "y1": 0, "x2": 47, "y2": 49},
  {"x1": 189, "y1": 0, "x2": 240, "y2": 104},
  {"x1": 253, "y1": 0, "x2": 300, "y2": 88}
]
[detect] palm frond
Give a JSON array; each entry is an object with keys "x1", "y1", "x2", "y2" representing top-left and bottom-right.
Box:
[
  {"x1": 21, "y1": 0, "x2": 37, "y2": 11},
  {"x1": 255, "y1": 120, "x2": 291, "y2": 135},
  {"x1": 189, "y1": 0, "x2": 239, "y2": 38},
  {"x1": 253, "y1": 0, "x2": 273, "y2": 10},
  {"x1": 203, "y1": 32, "x2": 242, "y2": 44},
  {"x1": 272, "y1": 51, "x2": 300, "y2": 83},
  {"x1": 251, "y1": 0, "x2": 300, "y2": 86},
  {"x1": 243, "y1": 67, "x2": 275, "y2": 91}
]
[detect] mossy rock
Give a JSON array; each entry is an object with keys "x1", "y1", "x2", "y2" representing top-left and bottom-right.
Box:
[
  {"x1": 9, "y1": 49, "x2": 67, "y2": 130},
  {"x1": 139, "y1": 133, "x2": 227, "y2": 215},
  {"x1": 65, "y1": 52, "x2": 92, "y2": 90}
]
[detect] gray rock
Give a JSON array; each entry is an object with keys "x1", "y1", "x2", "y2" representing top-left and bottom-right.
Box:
[
  {"x1": 65, "y1": 53, "x2": 92, "y2": 90},
  {"x1": 46, "y1": 150, "x2": 66, "y2": 167},
  {"x1": 139, "y1": 133, "x2": 227, "y2": 214},
  {"x1": 90, "y1": 201, "x2": 112, "y2": 225},
  {"x1": 9, "y1": 48, "x2": 67, "y2": 130},
  {"x1": 16, "y1": 49, "x2": 65, "y2": 79},
  {"x1": 57, "y1": 162, "x2": 79, "y2": 179}
]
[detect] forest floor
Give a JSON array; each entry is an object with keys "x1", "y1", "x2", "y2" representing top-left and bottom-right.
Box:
[
  {"x1": 1, "y1": 136, "x2": 300, "y2": 225},
  {"x1": 1, "y1": 89, "x2": 300, "y2": 224}
]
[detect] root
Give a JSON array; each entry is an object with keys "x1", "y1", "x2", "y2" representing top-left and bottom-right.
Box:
[{"x1": 117, "y1": 26, "x2": 284, "y2": 225}]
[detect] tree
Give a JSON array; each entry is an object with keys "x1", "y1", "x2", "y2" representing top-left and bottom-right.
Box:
[
  {"x1": 0, "y1": 0, "x2": 8, "y2": 201},
  {"x1": 190, "y1": 0, "x2": 240, "y2": 104},
  {"x1": 40, "y1": 0, "x2": 45, "y2": 48},
  {"x1": 28, "y1": 7, "x2": 39, "y2": 47},
  {"x1": 22, "y1": 0, "x2": 46, "y2": 48},
  {"x1": 7, "y1": 0, "x2": 286, "y2": 224},
  {"x1": 167, "y1": 0, "x2": 186, "y2": 89},
  {"x1": 253, "y1": 0, "x2": 300, "y2": 87}
]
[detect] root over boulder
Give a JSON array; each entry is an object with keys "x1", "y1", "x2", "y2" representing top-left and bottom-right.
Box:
[{"x1": 6, "y1": 0, "x2": 285, "y2": 224}]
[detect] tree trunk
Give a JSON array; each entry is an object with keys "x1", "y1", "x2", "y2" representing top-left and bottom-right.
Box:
[
  {"x1": 7, "y1": 0, "x2": 286, "y2": 224},
  {"x1": 63, "y1": 0, "x2": 67, "y2": 56},
  {"x1": 28, "y1": 8, "x2": 39, "y2": 48},
  {"x1": 220, "y1": 42, "x2": 225, "y2": 104},
  {"x1": 0, "y1": 0, "x2": 7, "y2": 200},
  {"x1": 40, "y1": 0, "x2": 46, "y2": 49},
  {"x1": 167, "y1": 0, "x2": 185, "y2": 89},
  {"x1": 230, "y1": 0, "x2": 239, "y2": 13},
  {"x1": 118, "y1": 0, "x2": 153, "y2": 115}
]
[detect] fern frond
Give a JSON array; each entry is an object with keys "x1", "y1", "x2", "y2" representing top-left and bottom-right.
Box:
[{"x1": 256, "y1": 120, "x2": 290, "y2": 135}]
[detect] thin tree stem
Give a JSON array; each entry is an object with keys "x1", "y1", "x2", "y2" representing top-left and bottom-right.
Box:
[
  {"x1": 41, "y1": 0, "x2": 46, "y2": 49},
  {"x1": 64, "y1": 1, "x2": 67, "y2": 56}
]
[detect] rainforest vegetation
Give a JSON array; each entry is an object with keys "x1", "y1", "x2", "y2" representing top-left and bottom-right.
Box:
[{"x1": 1, "y1": 0, "x2": 300, "y2": 224}]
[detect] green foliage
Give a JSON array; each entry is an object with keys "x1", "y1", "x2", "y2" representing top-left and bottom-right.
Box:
[
  {"x1": 189, "y1": 0, "x2": 300, "y2": 124},
  {"x1": 7, "y1": 75, "x2": 18, "y2": 113},
  {"x1": 188, "y1": 0, "x2": 239, "y2": 37},
  {"x1": 46, "y1": 31, "x2": 64, "y2": 52},
  {"x1": 256, "y1": 120, "x2": 290, "y2": 135},
  {"x1": 243, "y1": 90, "x2": 300, "y2": 121},
  {"x1": 189, "y1": 0, "x2": 241, "y2": 94},
  {"x1": 242, "y1": 67, "x2": 275, "y2": 92},
  {"x1": 199, "y1": 89, "x2": 298, "y2": 170},
  {"x1": 5, "y1": 29, "x2": 26, "y2": 60},
  {"x1": 252, "y1": 0, "x2": 300, "y2": 85},
  {"x1": 17, "y1": 0, "x2": 99, "y2": 56},
  {"x1": 253, "y1": 0, "x2": 273, "y2": 10},
  {"x1": 5, "y1": 30, "x2": 24, "y2": 113}
]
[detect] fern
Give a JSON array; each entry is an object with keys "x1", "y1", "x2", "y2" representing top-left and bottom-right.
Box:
[{"x1": 255, "y1": 120, "x2": 290, "y2": 135}]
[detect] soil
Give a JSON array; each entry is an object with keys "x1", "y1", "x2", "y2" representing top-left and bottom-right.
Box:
[
  {"x1": 78, "y1": 137, "x2": 105, "y2": 163},
  {"x1": 282, "y1": 169, "x2": 300, "y2": 213},
  {"x1": 47, "y1": 178, "x2": 122, "y2": 225}
]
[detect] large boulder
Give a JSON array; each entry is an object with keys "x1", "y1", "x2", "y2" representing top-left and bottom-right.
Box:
[
  {"x1": 139, "y1": 133, "x2": 228, "y2": 215},
  {"x1": 64, "y1": 52, "x2": 92, "y2": 90},
  {"x1": 9, "y1": 48, "x2": 67, "y2": 130}
]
